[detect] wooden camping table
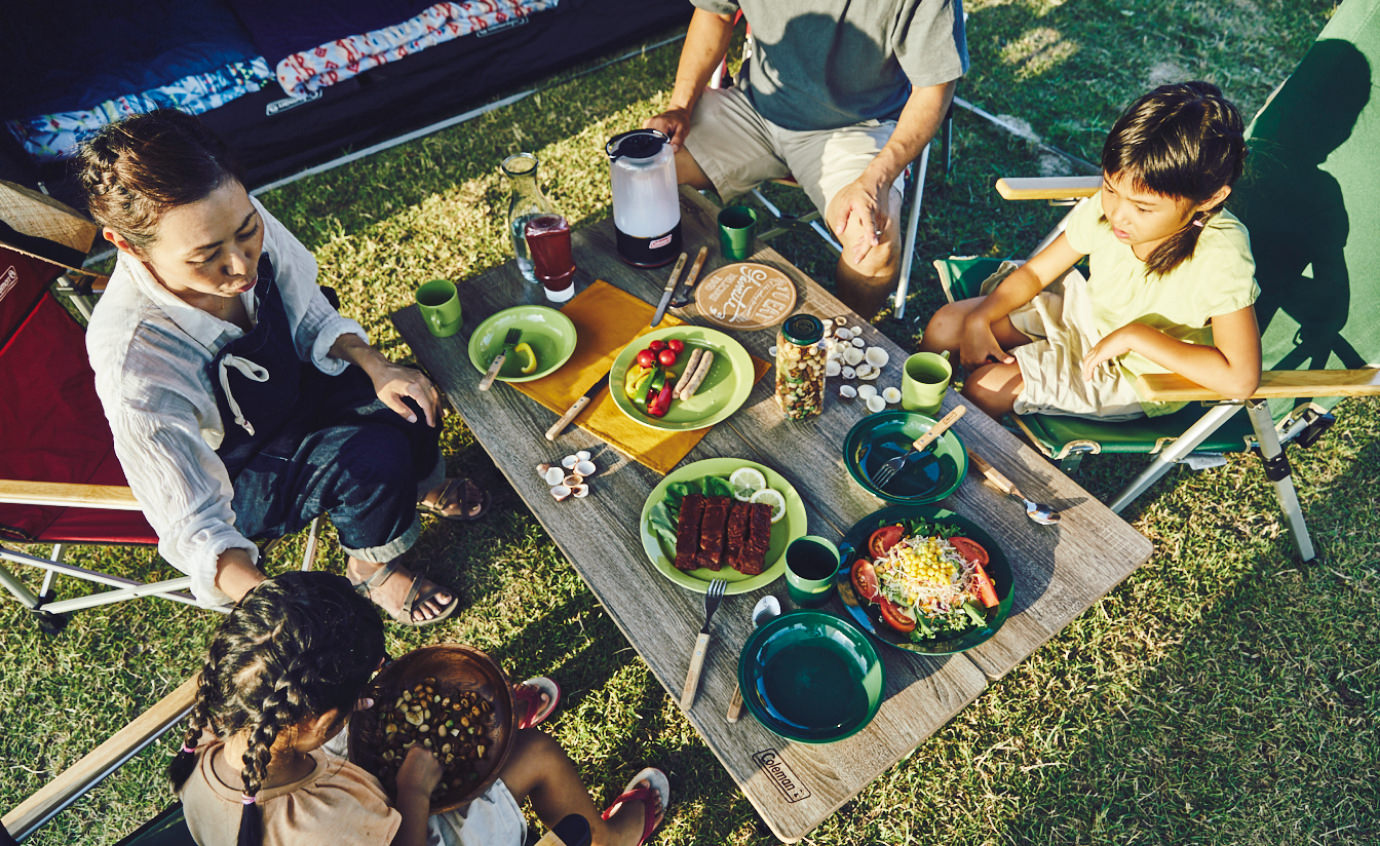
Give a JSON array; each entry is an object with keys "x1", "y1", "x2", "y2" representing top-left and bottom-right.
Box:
[{"x1": 392, "y1": 188, "x2": 1153, "y2": 842}]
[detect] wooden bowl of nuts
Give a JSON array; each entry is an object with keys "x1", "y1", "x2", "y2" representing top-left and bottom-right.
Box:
[{"x1": 348, "y1": 644, "x2": 516, "y2": 812}]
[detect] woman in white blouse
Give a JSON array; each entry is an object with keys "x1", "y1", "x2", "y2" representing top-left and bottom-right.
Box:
[{"x1": 78, "y1": 110, "x2": 485, "y2": 625}]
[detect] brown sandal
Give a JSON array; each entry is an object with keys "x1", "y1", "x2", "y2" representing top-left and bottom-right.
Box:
[
  {"x1": 352, "y1": 560, "x2": 458, "y2": 627},
  {"x1": 417, "y1": 477, "x2": 491, "y2": 522}
]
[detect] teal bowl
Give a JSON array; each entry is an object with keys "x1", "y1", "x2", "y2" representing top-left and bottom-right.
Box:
[
  {"x1": 738, "y1": 610, "x2": 885, "y2": 743},
  {"x1": 467, "y1": 306, "x2": 577, "y2": 382},
  {"x1": 843, "y1": 409, "x2": 968, "y2": 503}
]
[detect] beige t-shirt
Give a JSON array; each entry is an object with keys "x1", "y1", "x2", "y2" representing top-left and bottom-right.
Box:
[
  {"x1": 1062, "y1": 195, "x2": 1260, "y2": 386},
  {"x1": 180, "y1": 742, "x2": 402, "y2": 846}
]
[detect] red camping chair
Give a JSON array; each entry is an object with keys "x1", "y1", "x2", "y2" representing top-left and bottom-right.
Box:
[{"x1": 0, "y1": 181, "x2": 319, "y2": 632}]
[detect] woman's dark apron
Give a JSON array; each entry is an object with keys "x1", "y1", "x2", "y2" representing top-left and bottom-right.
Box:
[{"x1": 207, "y1": 255, "x2": 438, "y2": 552}]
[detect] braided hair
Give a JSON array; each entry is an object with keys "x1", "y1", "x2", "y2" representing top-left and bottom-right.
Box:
[
  {"x1": 75, "y1": 109, "x2": 244, "y2": 251},
  {"x1": 1101, "y1": 81, "x2": 1248, "y2": 276},
  {"x1": 168, "y1": 571, "x2": 385, "y2": 846}
]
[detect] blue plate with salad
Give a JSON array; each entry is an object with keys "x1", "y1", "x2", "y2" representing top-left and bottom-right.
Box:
[{"x1": 835, "y1": 504, "x2": 1014, "y2": 654}]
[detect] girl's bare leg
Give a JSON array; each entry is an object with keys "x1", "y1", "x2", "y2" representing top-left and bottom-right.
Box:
[
  {"x1": 498, "y1": 730, "x2": 655, "y2": 846},
  {"x1": 962, "y1": 361, "x2": 1024, "y2": 419}
]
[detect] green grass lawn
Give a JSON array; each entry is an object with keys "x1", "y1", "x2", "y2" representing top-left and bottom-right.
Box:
[{"x1": 5, "y1": 1, "x2": 1378, "y2": 844}]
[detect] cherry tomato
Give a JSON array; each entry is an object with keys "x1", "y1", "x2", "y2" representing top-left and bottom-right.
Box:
[
  {"x1": 667, "y1": 338, "x2": 685, "y2": 353},
  {"x1": 850, "y1": 560, "x2": 880, "y2": 603},
  {"x1": 636, "y1": 349, "x2": 657, "y2": 369},
  {"x1": 867, "y1": 524, "x2": 904, "y2": 559},
  {"x1": 648, "y1": 340, "x2": 666, "y2": 352},
  {"x1": 877, "y1": 596, "x2": 916, "y2": 633},
  {"x1": 657, "y1": 348, "x2": 678, "y2": 367},
  {"x1": 948, "y1": 537, "x2": 990, "y2": 567}
]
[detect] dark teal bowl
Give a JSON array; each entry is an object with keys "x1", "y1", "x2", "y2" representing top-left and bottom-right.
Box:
[
  {"x1": 843, "y1": 409, "x2": 967, "y2": 503},
  {"x1": 737, "y1": 610, "x2": 885, "y2": 743}
]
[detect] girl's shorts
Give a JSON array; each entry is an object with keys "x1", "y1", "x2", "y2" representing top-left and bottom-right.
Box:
[
  {"x1": 980, "y1": 263, "x2": 1148, "y2": 421},
  {"x1": 428, "y1": 779, "x2": 527, "y2": 846}
]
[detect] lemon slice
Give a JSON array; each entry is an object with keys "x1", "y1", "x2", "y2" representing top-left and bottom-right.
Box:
[
  {"x1": 749, "y1": 488, "x2": 787, "y2": 523},
  {"x1": 729, "y1": 467, "x2": 767, "y2": 501},
  {"x1": 513, "y1": 341, "x2": 538, "y2": 375}
]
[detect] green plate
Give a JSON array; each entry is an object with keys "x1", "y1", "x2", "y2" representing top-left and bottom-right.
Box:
[
  {"x1": 467, "y1": 306, "x2": 577, "y2": 382},
  {"x1": 737, "y1": 610, "x2": 885, "y2": 743},
  {"x1": 835, "y1": 504, "x2": 1015, "y2": 655},
  {"x1": 609, "y1": 325, "x2": 753, "y2": 431},
  {"x1": 639, "y1": 457, "x2": 807, "y2": 595},
  {"x1": 843, "y1": 409, "x2": 968, "y2": 503}
]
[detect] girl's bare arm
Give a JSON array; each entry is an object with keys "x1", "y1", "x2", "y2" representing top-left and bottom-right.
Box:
[
  {"x1": 1081, "y1": 305, "x2": 1262, "y2": 398},
  {"x1": 961, "y1": 233, "x2": 1082, "y2": 370}
]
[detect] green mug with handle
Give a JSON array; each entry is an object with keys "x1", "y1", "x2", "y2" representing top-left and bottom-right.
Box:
[
  {"x1": 785, "y1": 535, "x2": 840, "y2": 608},
  {"x1": 416, "y1": 278, "x2": 462, "y2": 338},
  {"x1": 901, "y1": 351, "x2": 952, "y2": 416}
]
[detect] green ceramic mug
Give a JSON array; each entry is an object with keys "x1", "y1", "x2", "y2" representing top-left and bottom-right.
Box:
[
  {"x1": 785, "y1": 535, "x2": 840, "y2": 608},
  {"x1": 718, "y1": 205, "x2": 758, "y2": 261},
  {"x1": 902, "y1": 351, "x2": 952, "y2": 415},
  {"x1": 416, "y1": 278, "x2": 462, "y2": 338}
]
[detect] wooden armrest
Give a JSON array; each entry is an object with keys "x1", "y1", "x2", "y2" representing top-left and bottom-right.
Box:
[
  {"x1": 1137, "y1": 368, "x2": 1380, "y2": 402},
  {"x1": 996, "y1": 176, "x2": 1102, "y2": 201},
  {"x1": 0, "y1": 480, "x2": 141, "y2": 510},
  {"x1": 2, "y1": 677, "x2": 196, "y2": 841}
]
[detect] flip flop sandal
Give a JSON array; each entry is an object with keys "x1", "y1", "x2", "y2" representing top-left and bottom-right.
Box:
[
  {"x1": 600, "y1": 766, "x2": 669, "y2": 846},
  {"x1": 352, "y1": 560, "x2": 458, "y2": 627},
  {"x1": 514, "y1": 676, "x2": 561, "y2": 729},
  {"x1": 417, "y1": 477, "x2": 491, "y2": 522}
]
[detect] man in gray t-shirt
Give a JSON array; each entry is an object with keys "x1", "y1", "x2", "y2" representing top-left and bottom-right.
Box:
[{"x1": 645, "y1": 0, "x2": 967, "y2": 318}]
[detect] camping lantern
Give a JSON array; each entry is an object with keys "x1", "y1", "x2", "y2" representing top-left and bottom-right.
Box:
[{"x1": 606, "y1": 129, "x2": 681, "y2": 267}]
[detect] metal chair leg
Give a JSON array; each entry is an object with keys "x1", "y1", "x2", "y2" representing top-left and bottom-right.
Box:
[
  {"x1": 1109, "y1": 403, "x2": 1245, "y2": 512},
  {"x1": 893, "y1": 142, "x2": 930, "y2": 320},
  {"x1": 1245, "y1": 399, "x2": 1317, "y2": 562}
]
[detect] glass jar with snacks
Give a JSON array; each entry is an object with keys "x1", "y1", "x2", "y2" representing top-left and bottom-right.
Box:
[{"x1": 775, "y1": 313, "x2": 826, "y2": 419}]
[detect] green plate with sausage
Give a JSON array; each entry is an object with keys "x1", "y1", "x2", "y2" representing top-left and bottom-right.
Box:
[{"x1": 608, "y1": 325, "x2": 754, "y2": 431}]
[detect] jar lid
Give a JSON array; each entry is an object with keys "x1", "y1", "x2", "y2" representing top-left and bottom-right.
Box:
[
  {"x1": 606, "y1": 129, "x2": 668, "y2": 161},
  {"x1": 781, "y1": 313, "x2": 824, "y2": 346}
]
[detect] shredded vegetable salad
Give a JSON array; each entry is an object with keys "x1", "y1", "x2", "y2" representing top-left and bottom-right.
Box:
[{"x1": 856, "y1": 520, "x2": 998, "y2": 641}]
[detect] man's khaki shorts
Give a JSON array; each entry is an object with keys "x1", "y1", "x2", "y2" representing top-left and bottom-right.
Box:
[{"x1": 682, "y1": 86, "x2": 905, "y2": 218}]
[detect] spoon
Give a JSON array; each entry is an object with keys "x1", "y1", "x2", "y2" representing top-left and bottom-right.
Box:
[
  {"x1": 966, "y1": 450, "x2": 1061, "y2": 526},
  {"x1": 726, "y1": 595, "x2": 781, "y2": 722}
]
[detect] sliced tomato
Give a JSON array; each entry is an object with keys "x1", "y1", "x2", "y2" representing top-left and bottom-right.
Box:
[
  {"x1": 948, "y1": 536, "x2": 990, "y2": 567},
  {"x1": 971, "y1": 561, "x2": 1000, "y2": 609},
  {"x1": 850, "y1": 560, "x2": 881, "y2": 603},
  {"x1": 877, "y1": 596, "x2": 916, "y2": 633},
  {"x1": 867, "y1": 524, "x2": 905, "y2": 559}
]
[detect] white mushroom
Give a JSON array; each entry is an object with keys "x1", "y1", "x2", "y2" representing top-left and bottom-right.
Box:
[
  {"x1": 841, "y1": 365, "x2": 857, "y2": 380},
  {"x1": 857, "y1": 384, "x2": 879, "y2": 401},
  {"x1": 575, "y1": 459, "x2": 597, "y2": 477},
  {"x1": 865, "y1": 347, "x2": 890, "y2": 368},
  {"x1": 866, "y1": 395, "x2": 887, "y2": 413},
  {"x1": 839, "y1": 384, "x2": 858, "y2": 399},
  {"x1": 561, "y1": 454, "x2": 579, "y2": 469},
  {"x1": 825, "y1": 359, "x2": 842, "y2": 377},
  {"x1": 543, "y1": 466, "x2": 566, "y2": 486},
  {"x1": 882, "y1": 387, "x2": 902, "y2": 404},
  {"x1": 843, "y1": 346, "x2": 865, "y2": 366},
  {"x1": 550, "y1": 485, "x2": 572, "y2": 501}
]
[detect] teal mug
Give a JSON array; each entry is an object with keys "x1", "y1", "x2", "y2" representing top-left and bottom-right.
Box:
[{"x1": 785, "y1": 535, "x2": 840, "y2": 608}]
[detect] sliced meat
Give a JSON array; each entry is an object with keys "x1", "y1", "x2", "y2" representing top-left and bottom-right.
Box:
[
  {"x1": 725, "y1": 501, "x2": 750, "y2": 566},
  {"x1": 733, "y1": 502, "x2": 773, "y2": 575},
  {"x1": 673, "y1": 494, "x2": 706, "y2": 571},
  {"x1": 695, "y1": 495, "x2": 730, "y2": 570}
]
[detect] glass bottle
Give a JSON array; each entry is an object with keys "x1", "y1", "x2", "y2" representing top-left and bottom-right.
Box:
[
  {"x1": 775, "y1": 313, "x2": 827, "y2": 419},
  {"x1": 502, "y1": 152, "x2": 561, "y2": 283}
]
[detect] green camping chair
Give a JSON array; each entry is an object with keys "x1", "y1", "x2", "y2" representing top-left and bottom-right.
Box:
[{"x1": 933, "y1": 0, "x2": 1380, "y2": 564}]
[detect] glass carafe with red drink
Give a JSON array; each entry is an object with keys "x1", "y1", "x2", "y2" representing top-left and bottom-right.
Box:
[
  {"x1": 502, "y1": 152, "x2": 562, "y2": 285},
  {"x1": 524, "y1": 214, "x2": 576, "y2": 302}
]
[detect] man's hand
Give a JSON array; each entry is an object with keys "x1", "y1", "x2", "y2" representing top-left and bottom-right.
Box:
[
  {"x1": 643, "y1": 107, "x2": 694, "y2": 151},
  {"x1": 367, "y1": 361, "x2": 441, "y2": 428},
  {"x1": 827, "y1": 176, "x2": 891, "y2": 265}
]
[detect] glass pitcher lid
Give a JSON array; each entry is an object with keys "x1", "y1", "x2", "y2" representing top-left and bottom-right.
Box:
[{"x1": 606, "y1": 129, "x2": 669, "y2": 161}]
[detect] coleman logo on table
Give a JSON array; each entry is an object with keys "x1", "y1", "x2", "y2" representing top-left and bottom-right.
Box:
[
  {"x1": 753, "y1": 749, "x2": 810, "y2": 803},
  {"x1": 0, "y1": 266, "x2": 17, "y2": 304}
]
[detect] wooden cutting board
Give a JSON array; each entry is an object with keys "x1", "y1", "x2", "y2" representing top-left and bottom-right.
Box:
[{"x1": 693, "y1": 262, "x2": 798, "y2": 330}]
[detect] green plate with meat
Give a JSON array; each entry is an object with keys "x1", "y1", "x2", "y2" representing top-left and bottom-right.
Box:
[
  {"x1": 609, "y1": 325, "x2": 754, "y2": 431},
  {"x1": 640, "y1": 457, "x2": 806, "y2": 595}
]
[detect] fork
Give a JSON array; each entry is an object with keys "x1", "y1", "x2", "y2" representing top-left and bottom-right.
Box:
[
  {"x1": 871, "y1": 405, "x2": 967, "y2": 489},
  {"x1": 680, "y1": 577, "x2": 728, "y2": 710}
]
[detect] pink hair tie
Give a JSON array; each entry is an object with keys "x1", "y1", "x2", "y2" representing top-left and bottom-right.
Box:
[
  {"x1": 241, "y1": 794, "x2": 258, "y2": 806},
  {"x1": 179, "y1": 744, "x2": 196, "y2": 754},
  {"x1": 1192, "y1": 218, "x2": 1206, "y2": 228}
]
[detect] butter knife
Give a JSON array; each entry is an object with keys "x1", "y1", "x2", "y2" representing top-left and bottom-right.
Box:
[
  {"x1": 669, "y1": 246, "x2": 709, "y2": 308},
  {"x1": 544, "y1": 371, "x2": 608, "y2": 440},
  {"x1": 650, "y1": 251, "x2": 688, "y2": 327}
]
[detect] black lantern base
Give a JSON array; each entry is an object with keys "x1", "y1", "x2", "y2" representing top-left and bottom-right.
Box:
[{"x1": 615, "y1": 223, "x2": 682, "y2": 268}]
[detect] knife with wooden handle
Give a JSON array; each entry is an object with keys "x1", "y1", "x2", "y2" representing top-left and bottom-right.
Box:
[{"x1": 544, "y1": 372, "x2": 607, "y2": 440}]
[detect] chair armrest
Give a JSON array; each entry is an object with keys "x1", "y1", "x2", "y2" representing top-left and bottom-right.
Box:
[
  {"x1": 2, "y1": 677, "x2": 197, "y2": 842},
  {"x1": 0, "y1": 480, "x2": 141, "y2": 510},
  {"x1": 1137, "y1": 368, "x2": 1380, "y2": 402},
  {"x1": 995, "y1": 176, "x2": 1102, "y2": 201}
]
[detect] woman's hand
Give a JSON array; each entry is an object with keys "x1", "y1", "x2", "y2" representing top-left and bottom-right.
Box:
[
  {"x1": 367, "y1": 360, "x2": 441, "y2": 428},
  {"x1": 395, "y1": 746, "x2": 443, "y2": 795}
]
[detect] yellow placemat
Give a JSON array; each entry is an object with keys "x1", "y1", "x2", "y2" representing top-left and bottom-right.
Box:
[{"x1": 514, "y1": 280, "x2": 769, "y2": 474}]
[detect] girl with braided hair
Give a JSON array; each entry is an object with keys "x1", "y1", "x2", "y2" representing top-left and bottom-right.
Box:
[
  {"x1": 921, "y1": 81, "x2": 1262, "y2": 420},
  {"x1": 171, "y1": 571, "x2": 669, "y2": 846}
]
